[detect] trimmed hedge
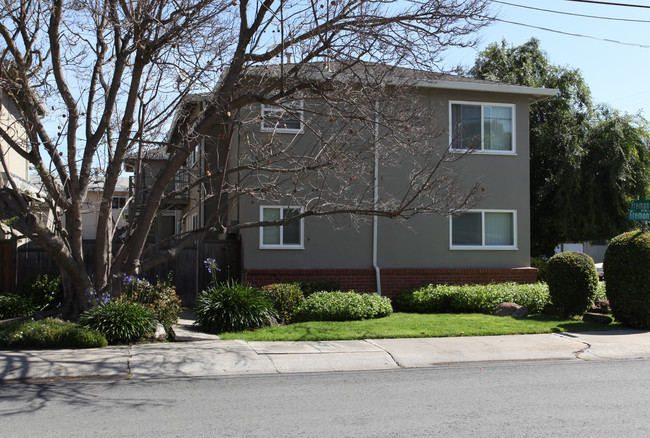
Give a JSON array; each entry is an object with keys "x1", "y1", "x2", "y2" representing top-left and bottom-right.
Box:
[
  {"x1": 78, "y1": 300, "x2": 157, "y2": 345},
  {"x1": 292, "y1": 291, "x2": 393, "y2": 322},
  {"x1": 394, "y1": 282, "x2": 550, "y2": 315},
  {"x1": 260, "y1": 283, "x2": 304, "y2": 323},
  {"x1": 604, "y1": 231, "x2": 650, "y2": 329},
  {"x1": 194, "y1": 281, "x2": 278, "y2": 334},
  {"x1": 546, "y1": 251, "x2": 598, "y2": 317},
  {"x1": 295, "y1": 279, "x2": 341, "y2": 297},
  {"x1": 0, "y1": 318, "x2": 107, "y2": 349}
]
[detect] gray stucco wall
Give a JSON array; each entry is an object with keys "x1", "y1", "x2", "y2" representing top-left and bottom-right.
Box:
[{"x1": 239, "y1": 88, "x2": 533, "y2": 270}]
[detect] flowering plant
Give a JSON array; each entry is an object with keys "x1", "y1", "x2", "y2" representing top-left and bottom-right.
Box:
[{"x1": 204, "y1": 258, "x2": 220, "y2": 285}]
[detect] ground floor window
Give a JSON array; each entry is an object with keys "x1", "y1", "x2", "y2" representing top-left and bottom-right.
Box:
[
  {"x1": 450, "y1": 210, "x2": 516, "y2": 249},
  {"x1": 260, "y1": 206, "x2": 304, "y2": 249}
]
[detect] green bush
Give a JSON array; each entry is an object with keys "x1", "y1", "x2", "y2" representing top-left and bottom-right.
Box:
[
  {"x1": 78, "y1": 300, "x2": 157, "y2": 345},
  {"x1": 18, "y1": 273, "x2": 63, "y2": 310},
  {"x1": 394, "y1": 282, "x2": 550, "y2": 315},
  {"x1": 115, "y1": 274, "x2": 182, "y2": 336},
  {"x1": 296, "y1": 279, "x2": 341, "y2": 297},
  {"x1": 292, "y1": 291, "x2": 393, "y2": 322},
  {"x1": 546, "y1": 251, "x2": 598, "y2": 317},
  {"x1": 0, "y1": 294, "x2": 36, "y2": 320},
  {"x1": 530, "y1": 257, "x2": 550, "y2": 283},
  {"x1": 0, "y1": 318, "x2": 107, "y2": 349},
  {"x1": 260, "y1": 283, "x2": 304, "y2": 323},
  {"x1": 603, "y1": 231, "x2": 650, "y2": 329},
  {"x1": 194, "y1": 280, "x2": 278, "y2": 334}
]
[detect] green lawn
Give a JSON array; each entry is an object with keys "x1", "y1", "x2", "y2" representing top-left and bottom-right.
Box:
[{"x1": 217, "y1": 312, "x2": 621, "y2": 342}]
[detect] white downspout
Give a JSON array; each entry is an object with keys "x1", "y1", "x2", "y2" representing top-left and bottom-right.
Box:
[{"x1": 373, "y1": 101, "x2": 382, "y2": 295}]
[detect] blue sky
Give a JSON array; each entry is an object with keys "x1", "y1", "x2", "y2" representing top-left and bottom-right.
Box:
[{"x1": 445, "y1": 0, "x2": 650, "y2": 117}]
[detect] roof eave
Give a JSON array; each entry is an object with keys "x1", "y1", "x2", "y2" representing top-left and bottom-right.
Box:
[{"x1": 410, "y1": 79, "x2": 559, "y2": 103}]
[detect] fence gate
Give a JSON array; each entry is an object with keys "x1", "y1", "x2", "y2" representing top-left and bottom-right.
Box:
[
  {"x1": 0, "y1": 240, "x2": 16, "y2": 293},
  {"x1": 14, "y1": 238, "x2": 241, "y2": 307}
]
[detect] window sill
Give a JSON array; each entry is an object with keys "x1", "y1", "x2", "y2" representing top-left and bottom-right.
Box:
[
  {"x1": 259, "y1": 245, "x2": 305, "y2": 250},
  {"x1": 449, "y1": 149, "x2": 517, "y2": 156},
  {"x1": 260, "y1": 127, "x2": 304, "y2": 134},
  {"x1": 449, "y1": 246, "x2": 518, "y2": 251}
]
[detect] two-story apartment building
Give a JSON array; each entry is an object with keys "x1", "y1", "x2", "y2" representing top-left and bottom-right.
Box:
[{"x1": 145, "y1": 65, "x2": 558, "y2": 297}]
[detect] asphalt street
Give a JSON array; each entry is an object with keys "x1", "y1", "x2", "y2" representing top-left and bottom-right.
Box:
[{"x1": 2, "y1": 359, "x2": 649, "y2": 437}]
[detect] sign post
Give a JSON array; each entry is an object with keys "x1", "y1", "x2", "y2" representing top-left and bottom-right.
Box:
[{"x1": 629, "y1": 200, "x2": 650, "y2": 232}]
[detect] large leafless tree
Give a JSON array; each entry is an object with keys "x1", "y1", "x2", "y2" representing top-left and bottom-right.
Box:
[{"x1": 0, "y1": 0, "x2": 491, "y2": 318}]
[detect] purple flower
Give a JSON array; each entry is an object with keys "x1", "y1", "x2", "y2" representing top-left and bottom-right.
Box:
[{"x1": 204, "y1": 258, "x2": 220, "y2": 275}]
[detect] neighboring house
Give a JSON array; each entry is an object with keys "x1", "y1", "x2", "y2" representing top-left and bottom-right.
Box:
[
  {"x1": 124, "y1": 149, "x2": 190, "y2": 246},
  {"x1": 148, "y1": 64, "x2": 558, "y2": 297},
  {"x1": 0, "y1": 84, "x2": 51, "y2": 241},
  {"x1": 80, "y1": 176, "x2": 130, "y2": 240}
]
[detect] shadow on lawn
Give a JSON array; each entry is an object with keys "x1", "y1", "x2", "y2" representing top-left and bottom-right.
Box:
[{"x1": 526, "y1": 314, "x2": 622, "y2": 333}]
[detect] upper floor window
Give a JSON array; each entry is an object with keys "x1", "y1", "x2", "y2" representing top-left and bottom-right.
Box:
[
  {"x1": 259, "y1": 206, "x2": 304, "y2": 249},
  {"x1": 450, "y1": 209, "x2": 517, "y2": 250},
  {"x1": 112, "y1": 196, "x2": 126, "y2": 209},
  {"x1": 261, "y1": 101, "x2": 303, "y2": 133},
  {"x1": 450, "y1": 102, "x2": 515, "y2": 153}
]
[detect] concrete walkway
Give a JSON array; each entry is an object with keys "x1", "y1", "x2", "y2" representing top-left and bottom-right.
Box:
[{"x1": 2, "y1": 324, "x2": 650, "y2": 382}]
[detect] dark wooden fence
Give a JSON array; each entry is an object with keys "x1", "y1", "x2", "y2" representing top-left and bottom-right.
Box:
[
  {"x1": 15, "y1": 239, "x2": 241, "y2": 306},
  {"x1": 0, "y1": 240, "x2": 16, "y2": 293}
]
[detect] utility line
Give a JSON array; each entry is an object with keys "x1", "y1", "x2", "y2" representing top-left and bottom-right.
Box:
[
  {"x1": 493, "y1": 0, "x2": 650, "y2": 22},
  {"x1": 566, "y1": 0, "x2": 650, "y2": 9},
  {"x1": 494, "y1": 17, "x2": 650, "y2": 49}
]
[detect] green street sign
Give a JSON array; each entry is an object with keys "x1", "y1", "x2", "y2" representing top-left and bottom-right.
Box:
[
  {"x1": 630, "y1": 200, "x2": 650, "y2": 211},
  {"x1": 629, "y1": 210, "x2": 650, "y2": 221}
]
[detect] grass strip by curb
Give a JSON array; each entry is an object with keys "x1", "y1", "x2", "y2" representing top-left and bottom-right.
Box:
[{"x1": 218, "y1": 313, "x2": 621, "y2": 342}]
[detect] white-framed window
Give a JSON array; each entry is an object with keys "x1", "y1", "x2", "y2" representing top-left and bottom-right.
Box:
[
  {"x1": 450, "y1": 210, "x2": 517, "y2": 250},
  {"x1": 450, "y1": 101, "x2": 515, "y2": 154},
  {"x1": 191, "y1": 213, "x2": 199, "y2": 231},
  {"x1": 261, "y1": 101, "x2": 303, "y2": 133},
  {"x1": 259, "y1": 206, "x2": 304, "y2": 249}
]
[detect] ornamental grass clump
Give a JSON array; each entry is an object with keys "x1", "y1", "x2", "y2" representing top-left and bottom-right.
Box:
[
  {"x1": 291, "y1": 291, "x2": 393, "y2": 322},
  {"x1": 78, "y1": 300, "x2": 157, "y2": 345},
  {"x1": 546, "y1": 251, "x2": 598, "y2": 317},
  {"x1": 194, "y1": 280, "x2": 278, "y2": 334},
  {"x1": 603, "y1": 231, "x2": 650, "y2": 329}
]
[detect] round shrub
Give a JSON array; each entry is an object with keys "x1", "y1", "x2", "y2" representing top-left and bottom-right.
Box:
[
  {"x1": 260, "y1": 283, "x2": 304, "y2": 323},
  {"x1": 0, "y1": 318, "x2": 107, "y2": 349},
  {"x1": 0, "y1": 294, "x2": 36, "y2": 319},
  {"x1": 546, "y1": 251, "x2": 598, "y2": 317},
  {"x1": 194, "y1": 281, "x2": 278, "y2": 334},
  {"x1": 297, "y1": 279, "x2": 341, "y2": 297},
  {"x1": 78, "y1": 300, "x2": 157, "y2": 345},
  {"x1": 603, "y1": 231, "x2": 650, "y2": 329},
  {"x1": 292, "y1": 291, "x2": 393, "y2": 322}
]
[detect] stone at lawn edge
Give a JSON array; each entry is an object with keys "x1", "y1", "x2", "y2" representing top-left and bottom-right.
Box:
[
  {"x1": 590, "y1": 300, "x2": 611, "y2": 314},
  {"x1": 493, "y1": 302, "x2": 529, "y2": 319},
  {"x1": 152, "y1": 323, "x2": 168, "y2": 341},
  {"x1": 583, "y1": 313, "x2": 613, "y2": 325}
]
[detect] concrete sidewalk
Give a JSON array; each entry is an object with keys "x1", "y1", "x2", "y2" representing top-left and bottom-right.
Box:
[{"x1": 2, "y1": 327, "x2": 650, "y2": 382}]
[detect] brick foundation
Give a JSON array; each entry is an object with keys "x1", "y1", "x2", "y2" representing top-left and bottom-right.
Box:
[{"x1": 245, "y1": 267, "x2": 539, "y2": 299}]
